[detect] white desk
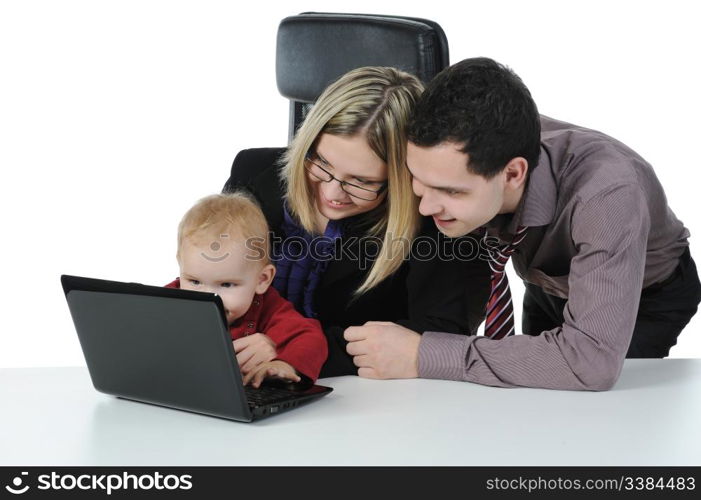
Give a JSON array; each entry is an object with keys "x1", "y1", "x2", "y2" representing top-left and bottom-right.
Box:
[{"x1": 1, "y1": 360, "x2": 699, "y2": 466}]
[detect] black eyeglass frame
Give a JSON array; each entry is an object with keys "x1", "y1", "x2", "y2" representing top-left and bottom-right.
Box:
[{"x1": 304, "y1": 152, "x2": 388, "y2": 201}]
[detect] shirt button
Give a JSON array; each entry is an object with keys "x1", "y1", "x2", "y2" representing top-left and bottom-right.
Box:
[{"x1": 247, "y1": 322, "x2": 254, "y2": 329}]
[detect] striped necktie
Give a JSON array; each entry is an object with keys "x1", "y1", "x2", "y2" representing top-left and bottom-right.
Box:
[{"x1": 483, "y1": 225, "x2": 528, "y2": 339}]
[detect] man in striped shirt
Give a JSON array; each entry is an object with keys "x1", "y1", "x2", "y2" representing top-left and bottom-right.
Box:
[{"x1": 344, "y1": 57, "x2": 701, "y2": 390}]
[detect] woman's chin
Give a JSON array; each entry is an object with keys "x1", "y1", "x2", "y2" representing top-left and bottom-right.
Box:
[{"x1": 317, "y1": 199, "x2": 356, "y2": 220}]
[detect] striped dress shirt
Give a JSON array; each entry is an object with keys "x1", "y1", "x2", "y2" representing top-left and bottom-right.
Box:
[{"x1": 418, "y1": 115, "x2": 690, "y2": 390}]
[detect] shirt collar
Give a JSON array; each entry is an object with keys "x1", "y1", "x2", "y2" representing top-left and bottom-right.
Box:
[{"x1": 486, "y1": 144, "x2": 557, "y2": 237}]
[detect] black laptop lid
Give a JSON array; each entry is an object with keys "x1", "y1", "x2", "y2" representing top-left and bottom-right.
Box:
[{"x1": 61, "y1": 275, "x2": 253, "y2": 421}]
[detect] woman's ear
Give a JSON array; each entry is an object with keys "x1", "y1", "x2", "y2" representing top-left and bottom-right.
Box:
[{"x1": 254, "y1": 264, "x2": 276, "y2": 295}]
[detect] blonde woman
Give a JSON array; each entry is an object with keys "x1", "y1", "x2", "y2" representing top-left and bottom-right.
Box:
[{"x1": 224, "y1": 66, "x2": 490, "y2": 377}]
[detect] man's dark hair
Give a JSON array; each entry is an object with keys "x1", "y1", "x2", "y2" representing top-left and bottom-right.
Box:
[{"x1": 408, "y1": 57, "x2": 541, "y2": 178}]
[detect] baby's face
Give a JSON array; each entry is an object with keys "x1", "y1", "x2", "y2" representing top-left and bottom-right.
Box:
[{"x1": 178, "y1": 234, "x2": 274, "y2": 326}]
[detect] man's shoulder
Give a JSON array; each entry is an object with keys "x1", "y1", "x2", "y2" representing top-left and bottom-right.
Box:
[
  {"x1": 538, "y1": 115, "x2": 650, "y2": 202},
  {"x1": 540, "y1": 115, "x2": 645, "y2": 163}
]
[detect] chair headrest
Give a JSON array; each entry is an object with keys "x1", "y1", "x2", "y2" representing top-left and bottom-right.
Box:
[{"x1": 276, "y1": 12, "x2": 450, "y2": 103}]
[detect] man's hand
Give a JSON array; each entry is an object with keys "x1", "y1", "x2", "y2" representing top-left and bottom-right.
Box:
[
  {"x1": 344, "y1": 321, "x2": 421, "y2": 379},
  {"x1": 244, "y1": 360, "x2": 301, "y2": 388},
  {"x1": 233, "y1": 333, "x2": 276, "y2": 375}
]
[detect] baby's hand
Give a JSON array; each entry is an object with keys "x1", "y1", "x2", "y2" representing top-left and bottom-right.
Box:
[
  {"x1": 244, "y1": 360, "x2": 301, "y2": 388},
  {"x1": 232, "y1": 333, "x2": 276, "y2": 375}
]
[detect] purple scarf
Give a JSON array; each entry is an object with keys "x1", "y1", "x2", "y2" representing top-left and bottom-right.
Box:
[{"x1": 272, "y1": 206, "x2": 343, "y2": 318}]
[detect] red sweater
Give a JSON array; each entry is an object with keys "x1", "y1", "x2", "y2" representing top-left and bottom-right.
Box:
[{"x1": 165, "y1": 278, "x2": 328, "y2": 381}]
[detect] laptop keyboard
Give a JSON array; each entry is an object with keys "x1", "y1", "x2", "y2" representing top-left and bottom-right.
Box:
[{"x1": 245, "y1": 385, "x2": 300, "y2": 408}]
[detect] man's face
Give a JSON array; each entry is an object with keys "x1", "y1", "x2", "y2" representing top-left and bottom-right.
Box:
[{"x1": 407, "y1": 141, "x2": 506, "y2": 238}]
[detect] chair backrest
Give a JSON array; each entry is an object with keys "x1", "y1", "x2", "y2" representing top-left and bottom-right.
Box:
[{"x1": 276, "y1": 12, "x2": 450, "y2": 142}]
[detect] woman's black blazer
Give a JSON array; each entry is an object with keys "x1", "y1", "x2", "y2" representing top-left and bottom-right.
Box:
[{"x1": 223, "y1": 148, "x2": 491, "y2": 377}]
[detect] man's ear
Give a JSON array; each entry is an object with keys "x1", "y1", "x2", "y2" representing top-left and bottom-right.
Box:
[
  {"x1": 254, "y1": 264, "x2": 276, "y2": 295},
  {"x1": 503, "y1": 157, "x2": 529, "y2": 189}
]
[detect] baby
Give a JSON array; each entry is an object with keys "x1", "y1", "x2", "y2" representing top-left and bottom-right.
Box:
[{"x1": 165, "y1": 192, "x2": 327, "y2": 387}]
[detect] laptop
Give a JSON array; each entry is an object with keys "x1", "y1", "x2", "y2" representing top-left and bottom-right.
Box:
[{"x1": 60, "y1": 274, "x2": 332, "y2": 422}]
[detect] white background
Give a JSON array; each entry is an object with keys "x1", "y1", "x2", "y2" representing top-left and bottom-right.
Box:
[{"x1": 1, "y1": 0, "x2": 699, "y2": 368}]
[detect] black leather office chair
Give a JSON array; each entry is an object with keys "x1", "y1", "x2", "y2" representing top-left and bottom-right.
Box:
[
  {"x1": 224, "y1": 11, "x2": 449, "y2": 192},
  {"x1": 277, "y1": 12, "x2": 449, "y2": 141}
]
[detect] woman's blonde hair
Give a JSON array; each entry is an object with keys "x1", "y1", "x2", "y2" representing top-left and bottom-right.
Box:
[
  {"x1": 176, "y1": 191, "x2": 270, "y2": 265},
  {"x1": 281, "y1": 66, "x2": 424, "y2": 295}
]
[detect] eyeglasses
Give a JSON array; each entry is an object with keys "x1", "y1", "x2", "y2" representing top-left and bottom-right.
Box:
[{"x1": 304, "y1": 152, "x2": 388, "y2": 202}]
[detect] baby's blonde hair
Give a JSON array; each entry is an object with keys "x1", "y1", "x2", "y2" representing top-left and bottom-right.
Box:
[{"x1": 176, "y1": 191, "x2": 270, "y2": 264}]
